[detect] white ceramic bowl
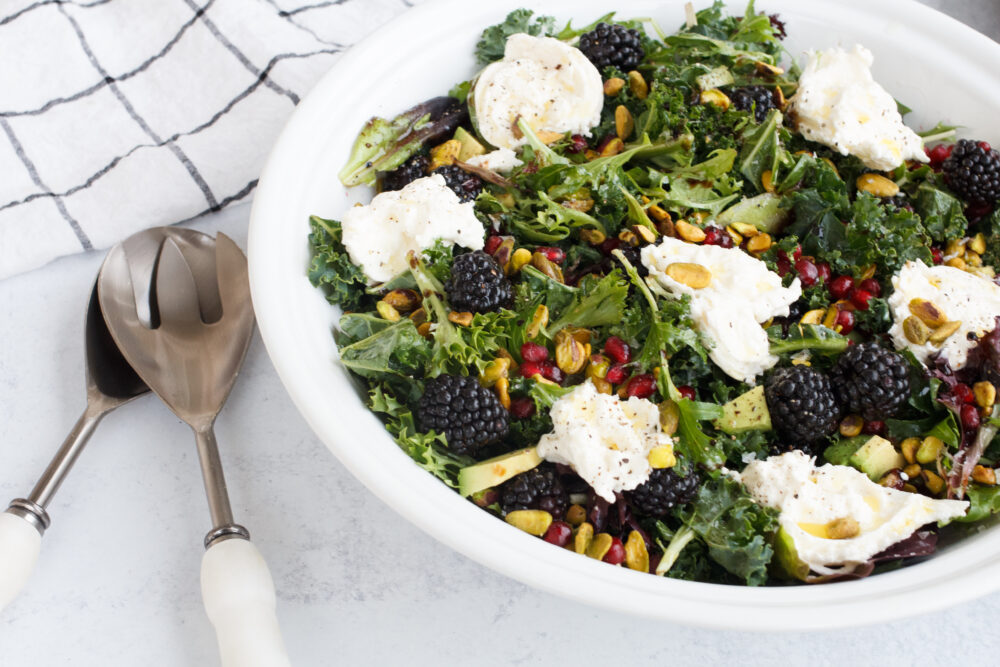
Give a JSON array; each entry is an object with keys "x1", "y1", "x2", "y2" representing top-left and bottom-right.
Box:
[{"x1": 249, "y1": 0, "x2": 1000, "y2": 630}]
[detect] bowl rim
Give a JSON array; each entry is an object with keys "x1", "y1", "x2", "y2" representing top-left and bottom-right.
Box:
[{"x1": 248, "y1": 0, "x2": 1000, "y2": 630}]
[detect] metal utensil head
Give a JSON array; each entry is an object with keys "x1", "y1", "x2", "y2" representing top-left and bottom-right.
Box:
[
  {"x1": 97, "y1": 228, "x2": 255, "y2": 430},
  {"x1": 84, "y1": 281, "x2": 148, "y2": 403}
]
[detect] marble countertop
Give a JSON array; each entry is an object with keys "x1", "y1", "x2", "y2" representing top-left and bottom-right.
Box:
[{"x1": 3, "y1": 1, "x2": 1000, "y2": 665}]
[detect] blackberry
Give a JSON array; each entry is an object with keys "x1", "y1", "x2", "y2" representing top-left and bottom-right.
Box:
[
  {"x1": 765, "y1": 366, "x2": 841, "y2": 447},
  {"x1": 768, "y1": 14, "x2": 787, "y2": 40},
  {"x1": 943, "y1": 139, "x2": 1000, "y2": 204},
  {"x1": 829, "y1": 342, "x2": 910, "y2": 421},
  {"x1": 433, "y1": 164, "x2": 484, "y2": 203},
  {"x1": 578, "y1": 23, "x2": 645, "y2": 72},
  {"x1": 445, "y1": 251, "x2": 513, "y2": 313},
  {"x1": 380, "y1": 154, "x2": 429, "y2": 192},
  {"x1": 730, "y1": 86, "x2": 778, "y2": 123},
  {"x1": 613, "y1": 244, "x2": 648, "y2": 277},
  {"x1": 417, "y1": 374, "x2": 509, "y2": 456},
  {"x1": 499, "y1": 465, "x2": 568, "y2": 517},
  {"x1": 626, "y1": 467, "x2": 699, "y2": 518}
]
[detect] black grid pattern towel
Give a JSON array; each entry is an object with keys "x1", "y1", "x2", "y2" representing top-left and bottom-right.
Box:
[{"x1": 0, "y1": 0, "x2": 419, "y2": 279}]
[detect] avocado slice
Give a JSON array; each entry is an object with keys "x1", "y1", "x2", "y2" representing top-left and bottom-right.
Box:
[
  {"x1": 454, "y1": 126, "x2": 486, "y2": 161},
  {"x1": 716, "y1": 193, "x2": 789, "y2": 234},
  {"x1": 849, "y1": 436, "x2": 905, "y2": 481},
  {"x1": 772, "y1": 526, "x2": 809, "y2": 582},
  {"x1": 458, "y1": 446, "x2": 543, "y2": 497},
  {"x1": 822, "y1": 436, "x2": 869, "y2": 466},
  {"x1": 714, "y1": 385, "x2": 772, "y2": 434}
]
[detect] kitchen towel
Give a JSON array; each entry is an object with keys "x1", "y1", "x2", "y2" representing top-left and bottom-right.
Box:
[{"x1": 0, "y1": 0, "x2": 420, "y2": 279}]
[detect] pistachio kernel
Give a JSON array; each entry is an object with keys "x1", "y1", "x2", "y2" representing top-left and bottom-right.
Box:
[
  {"x1": 675, "y1": 220, "x2": 707, "y2": 243},
  {"x1": 376, "y1": 300, "x2": 401, "y2": 322},
  {"x1": 699, "y1": 88, "x2": 731, "y2": 110},
  {"x1": 902, "y1": 316, "x2": 931, "y2": 345},
  {"x1": 447, "y1": 311, "x2": 474, "y2": 327},
  {"x1": 627, "y1": 71, "x2": 648, "y2": 99},
  {"x1": 647, "y1": 444, "x2": 676, "y2": 469},
  {"x1": 664, "y1": 262, "x2": 712, "y2": 289},
  {"x1": 761, "y1": 170, "x2": 775, "y2": 193},
  {"x1": 531, "y1": 252, "x2": 564, "y2": 282},
  {"x1": 974, "y1": 381, "x2": 997, "y2": 409},
  {"x1": 826, "y1": 517, "x2": 861, "y2": 540},
  {"x1": 900, "y1": 437, "x2": 921, "y2": 465},
  {"x1": 383, "y1": 288, "x2": 421, "y2": 312},
  {"x1": 580, "y1": 228, "x2": 606, "y2": 245},
  {"x1": 746, "y1": 232, "x2": 772, "y2": 254},
  {"x1": 972, "y1": 465, "x2": 997, "y2": 486},
  {"x1": 495, "y1": 377, "x2": 511, "y2": 410},
  {"x1": 505, "y1": 510, "x2": 553, "y2": 536},
  {"x1": 554, "y1": 330, "x2": 588, "y2": 375},
  {"x1": 908, "y1": 299, "x2": 948, "y2": 328},
  {"x1": 507, "y1": 247, "x2": 532, "y2": 275},
  {"x1": 969, "y1": 232, "x2": 987, "y2": 255},
  {"x1": 615, "y1": 105, "x2": 635, "y2": 141},
  {"x1": 600, "y1": 137, "x2": 625, "y2": 157},
  {"x1": 525, "y1": 304, "x2": 549, "y2": 340},
  {"x1": 856, "y1": 173, "x2": 900, "y2": 198},
  {"x1": 916, "y1": 436, "x2": 944, "y2": 464},
  {"x1": 659, "y1": 400, "x2": 680, "y2": 436},
  {"x1": 839, "y1": 414, "x2": 864, "y2": 438},
  {"x1": 574, "y1": 522, "x2": 595, "y2": 554},
  {"x1": 565, "y1": 504, "x2": 587, "y2": 526},
  {"x1": 922, "y1": 470, "x2": 946, "y2": 496},
  {"x1": 928, "y1": 320, "x2": 962, "y2": 345},
  {"x1": 586, "y1": 533, "x2": 614, "y2": 560},
  {"x1": 603, "y1": 77, "x2": 625, "y2": 96},
  {"x1": 624, "y1": 531, "x2": 650, "y2": 573}
]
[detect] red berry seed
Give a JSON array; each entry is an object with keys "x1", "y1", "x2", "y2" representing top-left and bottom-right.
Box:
[
  {"x1": 677, "y1": 385, "x2": 696, "y2": 400},
  {"x1": 952, "y1": 383, "x2": 975, "y2": 404},
  {"x1": 520, "y1": 361, "x2": 545, "y2": 379},
  {"x1": 536, "y1": 246, "x2": 565, "y2": 264},
  {"x1": 849, "y1": 288, "x2": 873, "y2": 311},
  {"x1": 604, "y1": 336, "x2": 632, "y2": 364},
  {"x1": 540, "y1": 361, "x2": 565, "y2": 384},
  {"x1": 703, "y1": 226, "x2": 723, "y2": 246},
  {"x1": 835, "y1": 309, "x2": 855, "y2": 335},
  {"x1": 961, "y1": 404, "x2": 981, "y2": 431},
  {"x1": 795, "y1": 257, "x2": 819, "y2": 286},
  {"x1": 862, "y1": 420, "x2": 886, "y2": 436},
  {"x1": 931, "y1": 247, "x2": 944, "y2": 265},
  {"x1": 543, "y1": 521, "x2": 573, "y2": 547},
  {"x1": 599, "y1": 238, "x2": 622, "y2": 255},
  {"x1": 829, "y1": 275, "x2": 854, "y2": 300},
  {"x1": 626, "y1": 374, "x2": 657, "y2": 399},
  {"x1": 816, "y1": 262, "x2": 831, "y2": 284},
  {"x1": 605, "y1": 363, "x2": 628, "y2": 384},
  {"x1": 603, "y1": 537, "x2": 626, "y2": 565},
  {"x1": 484, "y1": 235, "x2": 502, "y2": 255},
  {"x1": 859, "y1": 278, "x2": 881, "y2": 298},
  {"x1": 926, "y1": 143, "x2": 953, "y2": 168},
  {"x1": 567, "y1": 134, "x2": 588, "y2": 154},
  {"x1": 520, "y1": 342, "x2": 549, "y2": 363},
  {"x1": 510, "y1": 397, "x2": 536, "y2": 419}
]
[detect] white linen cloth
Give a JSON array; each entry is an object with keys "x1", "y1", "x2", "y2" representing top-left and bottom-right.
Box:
[{"x1": 0, "y1": 0, "x2": 420, "y2": 279}]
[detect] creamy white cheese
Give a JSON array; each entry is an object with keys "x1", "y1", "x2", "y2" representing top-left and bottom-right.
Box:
[
  {"x1": 465, "y1": 148, "x2": 523, "y2": 173},
  {"x1": 471, "y1": 34, "x2": 603, "y2": 150},
  {"x1": 888, "y1": 260, "x2": 1000, "y2": 368},
  {"x1": 536, "y1": 381, "x2": 673, "y2": 502},
  {"x1": 740, "y1": 451, "x2": 967, "y2": 575},
  {"x1": 788, "y1": 45, "x2": 928, "y2": 171},
  {"x1": 641, "y1": 238, "x2": 801, "y2": 384},
  {"x1": 340, "y1": 174, "x2": 484, "y2": 284}
]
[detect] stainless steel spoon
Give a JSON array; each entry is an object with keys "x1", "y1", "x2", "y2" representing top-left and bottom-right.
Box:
[
  {"x1": 0, "y1": 282, "x2": 149, "y2": 611},
  {"x1": 98, "y1": 228, "x2": 289, "y2": 667}
]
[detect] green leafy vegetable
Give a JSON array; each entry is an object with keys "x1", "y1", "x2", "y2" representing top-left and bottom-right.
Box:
[
  {"x1": 475, "y1": 9, "x2": 555, "y2": 64},
  {"x1": 307, "y1": 216, "x2": 369, "y2": 312}
]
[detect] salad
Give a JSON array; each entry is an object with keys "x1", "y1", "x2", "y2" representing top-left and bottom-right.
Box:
[{"x1": 307, "y1": 1, "x2": 1000, "y2": 585}]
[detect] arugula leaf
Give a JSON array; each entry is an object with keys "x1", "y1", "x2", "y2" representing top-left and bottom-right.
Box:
[
  {"x1": 307, "y1": 216, "x2": 369, "y2": 312},
  {"x1": 957, "y1": 484, "x2": 1000, "y2": 523},
  {"x1": 475, "y1": 9, "x2": 556, "y2": 64},
  {"x1": 768, "y1": 323, "x2": 848, "y2": 357}
]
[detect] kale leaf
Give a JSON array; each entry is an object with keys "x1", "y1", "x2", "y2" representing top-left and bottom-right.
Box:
[
  {"x1": 475, "y1": 9, "x2": 555, "y2": 64},
  {"x1": 307, "y1": 216, "x2": 368, "y2": 312}
]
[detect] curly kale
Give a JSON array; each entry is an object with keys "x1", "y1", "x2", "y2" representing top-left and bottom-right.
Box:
[
  {"x1": 475, "y1": 9, "x2": 555, "y2": 64},
  {"x1": 307, "y1": 216, "x2": 369, "y2": 312}
]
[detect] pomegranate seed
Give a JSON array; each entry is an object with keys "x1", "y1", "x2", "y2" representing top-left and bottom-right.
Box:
[
  {"x1": 795, "y1": 257, "x2": 819, "y2": 286},
  {"x1": 962, "y1": 404, "x2": 981, "y2": 431},
  {"x1": 540, "y1": 361, "x2": 565, "y2": 384},
  {"x1": 599, "y1": 238, "x2": 622, "y2": 255},
  {"x1": 966, "y1": 201, "x2": 995, "y2": 221},
  {"x1": 543, "y1": 521, "x2": 573, "y2": 547},
  {"x1": 849, "y1": 288, "x2": 873, "y2": 310},
  {"x1": 510, "y1": 397, "x2": 536, "y2": 419},
  {"x1": 677, "y1": 385, "x2": 696, "y2": 400},
  {"x1": 703, "y1": 226, "x2": 723, "y2": 245},
  {"x1": 776, "y1": 251, "x2": 792, "y2": 277},
  {"x1": 829, "y1": 275, "x2": 854, "y2": 300},
  {"x1": 603, "y1": 537, "x2": 626, "y2": 565},
  {"x1": 952, "y1": 383, "x2": 975, "y2": 404},
  {"x1": 835, "y1": 309, "x2": 855, "y2": 335},
  {"x1": 979, "y1": 141, "x2": 993, "y2": 152},
  {"x1": 717, "y1": 231, "x2": 735, "y2": 248},
  {"x1": 567, "y1": 134, "x2": 588, "y2": 154},
  {"x1": 816, "y1": 262, "x2": 831, "y2": 283},
  {"x1": 604, "y1": 336, "x2": 632, "y2": 364},
  {"x1": 605, "y1": 363, "x2": 627, "y2": 384},
  {"x1": 859, "y1": 278, "x2": 881, "y2": 298},
  {"x1": 862, "y1": 420, "x2": 886, "y2": 436},
  {"x1": 484, "y1": 235, "x2": 502, "y2": 255},
  {"x1": 626, "y1": 374, "x2": 657, "y2": 399},
  {"x1": 926, "y1": 143, "x2": 953, "y2": 168},
  {"x1": 932, "y1": 247, "x2": 944, "y2": 265},
  {"x1": 520, "y1": 361, "x2": 545, "y2": 378},
  {"x1": 792, "y1": 245, "x2": 803, "y2": 260},
  {"x1": 536, "y1": 246, "x2": 565, "y2": 264},
  {"x1": 520, "y1": 342, "x2": 549, "y2": 363}
]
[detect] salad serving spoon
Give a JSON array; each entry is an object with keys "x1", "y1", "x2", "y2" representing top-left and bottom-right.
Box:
[
  {"x1": 98, "y1": 228, "x2": 290, "y2": 667},
  {"x1": 0, "y1": 281, "x2": 149, "y2": 612}
]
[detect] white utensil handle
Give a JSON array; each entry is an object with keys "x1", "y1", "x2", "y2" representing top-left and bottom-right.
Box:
[
  {"x1": 201, "y1": 538, "x2": 290, "y2": 667},
  {"x1": 0, "y1": 512, "x2": 41, "y2": 611}
]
